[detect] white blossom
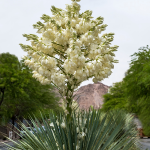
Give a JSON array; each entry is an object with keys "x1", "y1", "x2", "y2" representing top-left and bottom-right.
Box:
[
  {"x1": 76, "y1": 127, "x2": 79, "y2": 133},
  {"x1": 61, "y1": 122, "x2": 66, "y2": 128},
  {"x1": 20, "y1": 0, "x2": 118, "y2": 113},
  {"x1": 50, "y1": 122, "x2": 54, "y2": 127}
]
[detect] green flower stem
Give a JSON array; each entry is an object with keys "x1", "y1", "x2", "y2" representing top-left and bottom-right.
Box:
[{"x1": 66, "y1": 84, "x2": 74, "y2": 120}]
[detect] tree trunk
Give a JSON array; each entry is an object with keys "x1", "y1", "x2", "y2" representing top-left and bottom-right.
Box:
[
  {"x1": 0, "y1": 87, "x2": 5, "y2": 107},
  {"x1": 11, "y1": 116, "x2": 16, "y2": 139}
]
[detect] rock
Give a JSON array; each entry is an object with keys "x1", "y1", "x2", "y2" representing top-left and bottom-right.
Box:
[{"x1": 74, "y1": 82, "x2": 110, "y2": 110}]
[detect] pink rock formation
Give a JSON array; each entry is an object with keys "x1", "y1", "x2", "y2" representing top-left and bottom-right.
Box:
[{"x1": 74, "y1": 82, "x2": 110, "y2": 110}]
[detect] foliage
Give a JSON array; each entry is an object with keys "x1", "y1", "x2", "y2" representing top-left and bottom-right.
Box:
[
  {"x1": 20, "y1": 0, "x2": 118, "y2": 117},
  {"x1": 0, "y1": 53, "x2": 61, "y2": 125},
  {"x1": 102, "y1": 82, "x2": 126, "y2": 112},
  {"x1": 123, "y1": 45, "x2": 150, "y2": 135},
  {"x1": 6, "y1": 110, "x2": 140, "y2": 150},
  {"x1": 0, "y1": 53, "x2": 20, "y2": 104},
  {"x1": 0, "y1": 53, "x2": 21, "y2": 124},
  {"x1": 102, "y1": 46, "x2": 150, "y2": 135}
]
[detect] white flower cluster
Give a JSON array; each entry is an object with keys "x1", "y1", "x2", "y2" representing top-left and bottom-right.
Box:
[{"x1": 20, "y1": 0, "x2": 118, "y2": 97}]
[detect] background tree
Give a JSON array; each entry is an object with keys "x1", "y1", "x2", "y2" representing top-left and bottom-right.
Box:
[
  {"x1": 0, "y1": 53, "x2": 21, "y2": 108},
  {"x1": 124, "y1": 45, "x2": 150, "y2": 135},
  {"x1": 102, "y1": 81, "x2": 126, "y2": 112},
  {"x1": 0, "y1": 53, "x2": 61, "y2": 125},
  {"x1": 102, "y1": 45, "x2": 150, "y2": 135}
]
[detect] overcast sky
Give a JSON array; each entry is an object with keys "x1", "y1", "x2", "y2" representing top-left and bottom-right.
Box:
[{"x1": 0, "y1": 0, "x2": 150, "y2": 87}]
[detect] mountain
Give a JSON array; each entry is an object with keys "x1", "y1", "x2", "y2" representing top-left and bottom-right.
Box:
[{"x1": 74, "y1": 82, "x2": 110, "y2": 110}]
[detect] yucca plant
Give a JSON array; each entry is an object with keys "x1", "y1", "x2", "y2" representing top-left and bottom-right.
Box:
[{"x1": 5, "y1": 109, "x2": 140, "y2": 150}]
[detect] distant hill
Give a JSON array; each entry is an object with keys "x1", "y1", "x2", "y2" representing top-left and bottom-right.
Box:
[{"x1": 74, "y1": 82, "x2": 110, "y2": 110}]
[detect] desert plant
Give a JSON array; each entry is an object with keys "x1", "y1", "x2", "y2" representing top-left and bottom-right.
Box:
[
  {"x1": 20, "y1": 0, "x2": 119, "y2": 118},
  {"x1": 5, "y1": 110, "x2": 140, "y2": 150}
]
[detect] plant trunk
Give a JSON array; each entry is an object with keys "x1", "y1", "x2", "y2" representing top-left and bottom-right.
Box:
[
  {"x1": 64, "y1": 83, "x2": 74, "y2": 120},
  {"x1": 66, "y1": 97, "x2": 72, "y2": 120}
]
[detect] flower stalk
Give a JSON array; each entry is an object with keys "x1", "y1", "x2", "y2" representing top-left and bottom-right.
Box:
[{"x1": 20, "y1": 0, "x2": 118, "y2": 118}]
